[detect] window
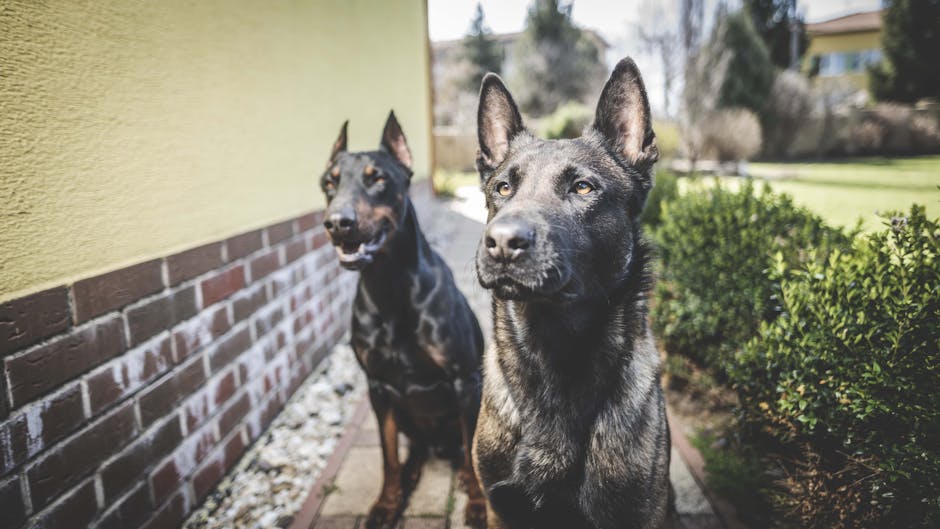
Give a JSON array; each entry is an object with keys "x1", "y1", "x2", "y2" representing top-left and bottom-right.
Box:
[{"x1": 816, "y1": 49, "x2": 882, "y2": 76}]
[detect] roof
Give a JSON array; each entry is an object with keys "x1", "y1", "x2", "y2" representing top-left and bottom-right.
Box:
[{"x1": 807, "y1": 10, "x2": 882, "y2": 36}]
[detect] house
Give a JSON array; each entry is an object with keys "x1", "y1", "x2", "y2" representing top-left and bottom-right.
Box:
[
  {"x1": 0, "y1": 2, "x2": 433, "y2": 528},
  {"x1": 804, "y1": 10, "x2": 884, "y2": 94}
]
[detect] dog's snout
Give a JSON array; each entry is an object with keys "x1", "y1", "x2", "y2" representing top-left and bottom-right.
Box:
[
  {"x1": 485, "y1": 219, "x2": 534, "y2": 263},
  {"x1": 324, "y1": 208, "x2": 357, "y2": 237}
]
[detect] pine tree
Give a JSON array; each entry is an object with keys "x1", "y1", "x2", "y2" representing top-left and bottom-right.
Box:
[
  {"x1": 870, "y1": 0, "x2": 940, "y2": 102},
  {"x1": 743, "y1": 0, "x2": 808, "y2": 69},
  {"x1": 510, "y1": 0, "x2": 606, "y2": 116},
  {"x1": 462, "y1": 3, "x2": 503, "y2": 91}
]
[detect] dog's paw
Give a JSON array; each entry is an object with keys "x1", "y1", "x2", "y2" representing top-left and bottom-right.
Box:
[
  {"x1": 464, "y1": 497, "x2": 487, "y2": 528},
  {"x1": 365, "y1": 499, "x2": 402, "y2": 529}
]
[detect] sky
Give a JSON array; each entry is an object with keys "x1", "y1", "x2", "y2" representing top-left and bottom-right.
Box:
[
  {"x1": 428, "y1": 0, "x2": 884, "y2": 115},
  {"x1": 428, "y1": 0, "x2": 885, "y2": 42}
]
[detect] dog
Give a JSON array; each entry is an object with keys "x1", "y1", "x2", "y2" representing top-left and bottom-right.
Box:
[
  {"x1": 320, "y1": 111, "x2": 487, "y2": 529},
  {"x1": 470, "y1": 58, "x2": 672, "y2": 529}
]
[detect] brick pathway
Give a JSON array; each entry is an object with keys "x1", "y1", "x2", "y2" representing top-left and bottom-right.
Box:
[{"x1": 303, "y1": 187, "x2": 725, "y2": 529}]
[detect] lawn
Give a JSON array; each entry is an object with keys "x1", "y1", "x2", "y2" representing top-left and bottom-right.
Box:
[
  {"x1": 435, "y1": 156, "x2": 940, "y2": 231},
  {"x1": 748, "y1": 156, "x2": 940, "y2": 231}
]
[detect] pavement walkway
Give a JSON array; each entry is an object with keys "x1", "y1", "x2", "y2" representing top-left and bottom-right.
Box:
[{"x1": 302, "y1": 187, "x2": 725, "y2": 529}]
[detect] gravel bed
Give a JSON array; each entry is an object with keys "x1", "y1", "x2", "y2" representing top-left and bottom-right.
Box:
[{"x1": 183, "y1": 344, "x2": 366, "y2": 529}]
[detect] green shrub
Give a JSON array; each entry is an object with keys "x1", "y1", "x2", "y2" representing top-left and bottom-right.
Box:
[
  {"x1": 641, "y1": 169, "x2": 679, "y2": 228},
  {"x1": 731, "y1": 206, "x2": 940, "y2": 527},
  {"x1": 539, "y1": 102, "x2": 593, "y2": 140},
  {"x1": 652, "y1": 180, "x2": 852, "y2": 375}
]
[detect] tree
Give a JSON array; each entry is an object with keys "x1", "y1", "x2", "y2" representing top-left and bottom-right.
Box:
[
  {"x1": 714, "y1": 11, "x2": 776, "y2": 116},
  {"x1": 870, "y1": 0, "x2": 940, "y2": 103},
  {"x1": 636, "y1": 0, "x2": 680, "y2": 117},
  {"x1": 462, "y1": 3, "x2": 503, "y2": 91},
  {"x1": 510, "y1": 0, "x2": 607, "y2": 116},
  {"x1": 744, "y1": 0, "x2": 808, "y2": 69}
]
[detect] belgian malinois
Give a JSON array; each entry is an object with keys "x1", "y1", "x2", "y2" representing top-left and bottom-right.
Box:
[
  {"x1": 320, "y1": 112, "x2": 486, "y2": 529},
  {"x1": 471, "y1": 58, "x2": 671, "y2": 528}
]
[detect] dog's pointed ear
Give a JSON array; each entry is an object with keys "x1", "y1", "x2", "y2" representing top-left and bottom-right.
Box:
[
  {"x1": 592, "y1": 58, "x2": 659, "y2": 171},
  {"x1": 380, "y1": 110, "x2": 413, "y2": 172},
  {"x1": 477, "y1": 73, "x2": 524, "y2": 173},
  {"x1": 329, "y1": 121, "x2": 348, "y2": 162}
]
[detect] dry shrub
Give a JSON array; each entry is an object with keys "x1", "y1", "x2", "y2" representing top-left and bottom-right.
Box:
[
  {"x1": 911, "y1": 114, "x2": 940, "y2": 152},
  {"x1": 701, "y1": 107, "x2": 763, "y2": 162},
  {"x1": 851, "y1": 119, "x2": 886, "y2": 153},
  {"x1": 764, "y1": 70, "x2": 813, "y2": 158}
]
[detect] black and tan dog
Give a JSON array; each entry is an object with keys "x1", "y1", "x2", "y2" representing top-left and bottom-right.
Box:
[
  {"x1": 471, "y1": 58, "x2": 672, "y2": 529},
  {"x1": 320, "y1": 112, "x2": 486, "y2": 529}
]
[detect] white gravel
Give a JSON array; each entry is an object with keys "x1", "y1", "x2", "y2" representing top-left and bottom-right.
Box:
[{"x1": 183, "y1": 344, "x2": 366, "y2": 529}]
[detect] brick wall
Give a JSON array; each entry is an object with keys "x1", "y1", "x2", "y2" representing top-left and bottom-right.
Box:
[{"x1": 0, "y1": 211, "x2": 356, "y2": 529}]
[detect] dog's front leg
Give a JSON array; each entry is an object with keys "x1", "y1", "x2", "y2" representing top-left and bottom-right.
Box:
[
  {"x1": 456, "y1": 374, "x2": 487, "y2": 528},
  {"x1": 366, "y1": 387, "x2": 405, "y2": 529}
]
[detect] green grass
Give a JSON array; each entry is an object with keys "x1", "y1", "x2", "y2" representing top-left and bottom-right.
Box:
[
  {"x1": 433, "y1": 170, "x2": 479, "y2": 197},
  {"x1": 747, "y1": 156, "x2": 940, "y2": 231}
]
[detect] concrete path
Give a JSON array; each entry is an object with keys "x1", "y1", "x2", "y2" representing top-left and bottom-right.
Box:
[{"x1": 307, "y1": 187, "x2": 723, "y2": 529}]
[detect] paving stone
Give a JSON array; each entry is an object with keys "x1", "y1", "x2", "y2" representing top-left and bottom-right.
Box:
[
  {"x1": 400, "y1": 517, "x2": 445, "y2": 529},
  {"x1": 402, "y1": 457, "x2": 452, "y2": 517},
  {"x1": 447, "y1": 475, "x2": 472, "y2": 529},
  {"x1": 670, "y1": 447, "x2": 714, "y2": 516},
  {"x1": 313, "y1": 515, "x2": 361, "y2": 529},
  {"x1": 320, "y1": 447, "x2": 384, "y2": 516}
]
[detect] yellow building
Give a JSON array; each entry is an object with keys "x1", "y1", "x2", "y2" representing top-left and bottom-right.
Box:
[{"x1": 804, "y1": 10, "x2": 883, "y2": 93}]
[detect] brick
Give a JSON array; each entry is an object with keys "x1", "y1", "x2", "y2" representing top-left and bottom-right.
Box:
[
  {"x1": 184, "y1": 368, "x2": 236, "y2": 432},
  {"x1": 173, "y1": 305, "x2": 231, "y2": 361},
  {"x1": 0, "y1": 476, "x2": 27, "y2": 528},
  {"x1": 192, "y1": 456, "x2": 224, "y2": 502},
  {"x1": 222, "y1": 429, "x2": 247, "y2": 470},
  {"x1": 266, "y1": 219, "x2": 295, "y2": 245},
  {"x1": 33, "y1": 478, "x2": 99, "y2": 529},
  {"x1": 200, "y1": 265, "x2": 245, "y2": 307},
  {"x1": 150, "y1": 427, "x2": 215, "y2": 504},
  {"x1": 284, "y1": 238, "x2": 308, "y2": 264},
  {"x1": 166, "y1": 242, "x2": 224, "y2": 285},
  {"x1": 248, "y1": 249, "x2": 281, "y2": 282},
  {"x1": 27, "y1": 402, "x2": 137, "y2": 510},
  {"x1": 139, "y1": 355, "x2": 205, "y2": 427},
  {"x1": 6, "y1": 315, "x2": 125, "y2": 407},
  {"x1": 253, "y1": 306, "x2": 284, "y2": 338},
  {"x1": 86, "y1": 335, "x2": 173, "y2": 414},
  {"x1": 71, "y1": 259, "x2": 164, "y2": 323},
  {"x1": 0, "y1": 286, "x2": 71, "y2": 357},
  {"x1": 216, "y1": 392, "x2": 250, "y2": 438},
  {"x1": 126, "y1": 287, "x2": 197, "y2": 346},
  {"x1": 141, "y1": 491, "x2": 188, "y2": 529},
  {"x1": 99, "y1": 482, "x2": 153, "y2": 529},
  {"x1": 297, "y1": 211, "x2": 323, "y2": 232},
  {"x1": 0, "y1": 375, "x2": 7, "y2": 420},
  {"x1": 225, "y1": 229, "x2": 263, "y2": 261},
  {"x1": 232, "y1": 286, "x2": 268, "y2": 323},
  {"x1": 209, "y1": 327, "x2": 251, "y2": 374},
  {"x1": 100, "y1": 414, "x2": 182, "y2": 501},
  {"x1": 311, "y1": 229, "x2": 330, "y2": 250},
  {"x1": 7, "y1": 383, "x2": 85, "y2": 466}
]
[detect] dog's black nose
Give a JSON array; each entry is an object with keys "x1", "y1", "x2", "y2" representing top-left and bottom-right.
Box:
[
  {"x1": 485, "y1": 219, "x2": 534, "y2": 262},
  {"x1": 323, "y1": 208, "x2": 356, "y2": 238}
]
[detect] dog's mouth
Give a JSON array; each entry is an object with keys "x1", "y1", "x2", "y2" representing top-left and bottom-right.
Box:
[
  {"x1": 479, "y1": 269, "x2": 573, "y2": 302},
  {"x1": 334, "y1": 230, "x2": 387, "y2": 270}
]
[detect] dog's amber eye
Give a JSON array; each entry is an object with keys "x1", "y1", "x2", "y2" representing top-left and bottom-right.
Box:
[
  {"x1": 573, "y1": 181, "x2": 594, "y2": 195},
  {"x1": 374, "y1": 176, "x2": 386, "y2": 185},
  {"x1": 325, "y1": 180, "x2": 336, "y2": 191},
  {"x1": 496, "y1": 182, "x2": 512, "y2": 196}
]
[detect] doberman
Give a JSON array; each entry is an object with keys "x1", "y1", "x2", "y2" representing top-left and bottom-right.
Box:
[{"x1": 320, "y1": 112, "x2": 486, "y2": 529}]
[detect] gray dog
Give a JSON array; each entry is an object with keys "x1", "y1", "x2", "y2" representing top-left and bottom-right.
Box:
[{"x1": 471, "y1": 58, "x2": 672, "y2": 529}]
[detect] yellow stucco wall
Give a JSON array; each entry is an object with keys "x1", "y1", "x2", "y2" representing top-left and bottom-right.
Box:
[
  {"x1": 803, "y1": 30, "x2": 883, "y2": 91},
  {"x1": 0, "y1": 0, "x2": 433, "y2": 303}
]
